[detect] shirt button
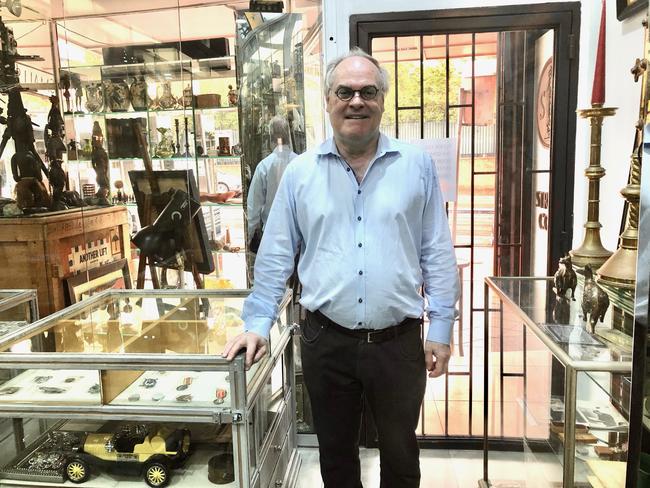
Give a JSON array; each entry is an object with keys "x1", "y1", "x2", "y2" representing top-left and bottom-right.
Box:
[
  {"x1": 358, "y1": 298, "x2": 363, "y2": 303},
  {"x1": 358, "y1": 243, "x2": 362, "y2": 248},
  {"x1": 358, "y1": 270, "x2": 363, "y2": 275},
  {"x1": 357, "y1": 322, "x2": 362, "y2": 326},
  {"x1": 346, "y1": 167, "x2": 351, "y2": 172},
  {"x1": 357, "y1": 190, "x2": 361, "y2": 194},
  {"x1": 357, "y1": 216, "x2": 361, "y2": 221}
]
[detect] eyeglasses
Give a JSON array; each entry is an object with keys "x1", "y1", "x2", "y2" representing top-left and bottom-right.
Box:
[{"x1": 334, "y1": 85, "x2": 380, "y2": 102}]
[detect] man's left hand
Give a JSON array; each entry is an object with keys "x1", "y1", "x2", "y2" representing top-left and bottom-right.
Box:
[{"x1": 424, "y1": 340, "x2": 451, "y2": 378}]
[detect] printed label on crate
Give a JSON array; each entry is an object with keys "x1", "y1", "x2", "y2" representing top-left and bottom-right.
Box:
[{"x1": 68, "y1": 238, "x2": 112, "y2": 273}]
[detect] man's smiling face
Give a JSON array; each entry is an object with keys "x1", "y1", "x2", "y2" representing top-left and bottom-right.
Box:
[{"x1": 326, "y1": 56, "x2": 385, "y2": 148}]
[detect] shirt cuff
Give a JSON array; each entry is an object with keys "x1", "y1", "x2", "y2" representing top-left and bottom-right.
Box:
[
  {"x1": 425, "y1": 315, "x2": 453, "y2": 344},
  {"x1": 244, "y1": 316, "x2": 274, "y2": 340}
]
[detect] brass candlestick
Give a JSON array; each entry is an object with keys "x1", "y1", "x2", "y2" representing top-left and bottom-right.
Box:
[
  {"x1": 597, "y1": 34, "x2": 649, "y2": 290},
  {"x1": 569, "y1": 104, "x2": 617, "y2": 269},
  {"x1": 597, "y1": 143, "x2": 641, "y2": 289}
]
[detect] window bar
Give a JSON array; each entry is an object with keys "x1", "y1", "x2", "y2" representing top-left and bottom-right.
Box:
[
  {"x1": 523, "y1": 325, "x2": 528, "y2": 439},
  {"x1": 469, "y1": 31, "x2": 477, "y2": 436},
  {"x1": 419, "y1": 35, "x2": 424, "y2": 139},
  {"x1": 418, "y1": 34, "x2": 427, "y2": 437},
  {"x1": 393, "y1": 36, "x2": 399, "y2": 139},
  {"x1": 444, "y1": 32, "x2": 450, "y2": 437},
  {"x1": 499, "y1": 298, "x2": 505, "y2": 437}
]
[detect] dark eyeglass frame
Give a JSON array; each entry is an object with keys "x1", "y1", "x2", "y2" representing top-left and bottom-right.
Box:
[{"x1": 333, "y1": 85, "x2": 380, "y2": 102}]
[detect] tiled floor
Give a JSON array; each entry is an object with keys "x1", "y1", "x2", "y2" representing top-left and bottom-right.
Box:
[{"x1": 295, "y1": 447, "x2": 564, "y2": 487}]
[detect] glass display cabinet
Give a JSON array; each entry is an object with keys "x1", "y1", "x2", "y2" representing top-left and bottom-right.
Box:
[
  {"x1": 59, "y1": 30, "x2": 245, "y2": 288},
  {"x1": 0, "y1": 289, "x2": 299, "y2": 488},
  {"x1": 480, "y1": 277, "x2": 632, "y2": 488},
  {"x1": 235, "y1": 12, "x2": 306, "y2": 285},
  {"x1": 0, "y1": 289, "x2": 38, "y2": 339}
]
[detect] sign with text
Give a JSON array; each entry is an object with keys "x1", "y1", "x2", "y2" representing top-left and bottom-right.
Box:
[{"x1": 408, "y1": 138, "x2": 458, "y2": 202}]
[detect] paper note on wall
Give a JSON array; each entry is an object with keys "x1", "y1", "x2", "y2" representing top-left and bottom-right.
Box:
[{"x1": 408, "y1": 138, "x2": 458, "y2": 202}]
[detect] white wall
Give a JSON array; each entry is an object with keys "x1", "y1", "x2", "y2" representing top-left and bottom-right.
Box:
[{"x1": 322, "y1": 0, "x2": 645, "y2": 255}]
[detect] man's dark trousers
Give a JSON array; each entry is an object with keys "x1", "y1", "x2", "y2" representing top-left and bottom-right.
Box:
[{"x1": 301, "y1": 310, "x2": 427, "y2": 488}]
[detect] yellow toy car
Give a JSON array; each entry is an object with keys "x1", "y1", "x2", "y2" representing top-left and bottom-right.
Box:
[{"x1": 63, "y1": 425, "x2": 190, "y2": 487}]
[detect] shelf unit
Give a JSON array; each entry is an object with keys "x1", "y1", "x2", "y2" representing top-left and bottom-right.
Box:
[{"x1": 61, "y1": 50, "x2": 245, "y2": 288}]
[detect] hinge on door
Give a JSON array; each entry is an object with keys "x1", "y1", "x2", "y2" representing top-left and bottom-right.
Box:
[{"x1": 568, "y1": 34, "x2": 576, "y2": 60}]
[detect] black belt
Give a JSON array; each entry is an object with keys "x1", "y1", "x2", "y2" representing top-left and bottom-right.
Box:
[{"x1": 308, "y1": 310, "x2": 422, "y2": 344}]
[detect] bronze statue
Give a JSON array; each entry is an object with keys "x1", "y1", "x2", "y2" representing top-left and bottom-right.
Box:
[
  {"x1": 553, "y1": 254, "x2": 577, "y2": 300},
  {"x1": 91, "y1": 121, "x2": 110, "y2": 205},
  {"x1": 581, "y1": 265, "x2": 610, "y2": 333}
]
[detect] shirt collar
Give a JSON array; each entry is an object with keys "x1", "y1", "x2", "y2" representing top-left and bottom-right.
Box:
[{"x1": 316, "y1": 133, "x2": 400, "y2": 160}]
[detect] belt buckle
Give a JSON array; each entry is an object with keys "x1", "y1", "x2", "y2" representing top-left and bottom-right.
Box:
[{"x1": 367, "y1": 331, "x2": 375, "y2": 343}]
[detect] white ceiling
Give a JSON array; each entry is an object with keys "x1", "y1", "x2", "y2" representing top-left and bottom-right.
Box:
[{"x1": 4, "y1": 0, "x2": 320, "y2": 77}]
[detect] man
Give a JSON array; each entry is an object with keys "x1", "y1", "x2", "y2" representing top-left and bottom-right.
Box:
[
  {"x1": 247, "y1": 115, "x2": 298, "y2": 253},
  {"x1": 223, "y1": 47, "x2": 459, "y2": 488}
]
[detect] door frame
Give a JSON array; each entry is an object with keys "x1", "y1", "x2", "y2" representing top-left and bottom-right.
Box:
[
  {"x1": 350, "y1": 2, "x2": 580, "y2": 448},
  {"x1": 351, "y1": 1, "x2": 580, "y2": 272}
]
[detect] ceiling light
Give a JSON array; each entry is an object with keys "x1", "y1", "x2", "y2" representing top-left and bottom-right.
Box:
[{"x1": 0, "y1": 0, "x2": 21, "y2": 17}]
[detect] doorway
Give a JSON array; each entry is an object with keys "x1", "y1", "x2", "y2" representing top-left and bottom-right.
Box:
[{"x1": 351, "y1": 2, "x2": 580, "y2": 447}]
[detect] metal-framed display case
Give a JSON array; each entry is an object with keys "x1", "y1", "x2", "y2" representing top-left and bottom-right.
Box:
[
  {"x1": 60, "y1": 39, "x2": 245, "y2": 288},
  {"x1": 235, "y1": 12, "x2": 307, "y2": 283},
  {"x1": 480, "y1": 277, "x2": 632, "y2": 488},
  {"x1": 0, "y1": 290, "x2": 38, "y2": 338},
  {"x1": 0, "y1": 288, "x2": 299, "y2": 488}
]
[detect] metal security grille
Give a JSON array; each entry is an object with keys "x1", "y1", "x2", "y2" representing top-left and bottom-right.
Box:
[
  {"x1": 355, "y1": 3, "x2": 580, "y2": 447},
  {"x1": 371, "y1": 31, "x2": 498, "y2": 440}
]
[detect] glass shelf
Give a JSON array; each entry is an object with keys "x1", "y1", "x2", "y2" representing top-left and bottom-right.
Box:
[
  {"x1": 487, "y1": 277, "x2": 633, "y2": 367},
  {"x1": 125, "y1": 202, "x2": 243, "y2": 208},
  {"x1": 69, "y1": 156, "x2": 240, "y2": 163},
  {"x1": 64, "y1": 106, "x2": 237, "y2": 118}
]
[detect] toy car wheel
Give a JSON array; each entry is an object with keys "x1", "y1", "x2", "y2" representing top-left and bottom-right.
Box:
[
  {"x1": 65, "y1": 458, "x2": 89, "y2": 483},
  {"x1": 144, "y1": 461, "x2": 170, "y2": 487},
  {"x1": 217, "y1": 181, "x2": 230, "y2": 192}
]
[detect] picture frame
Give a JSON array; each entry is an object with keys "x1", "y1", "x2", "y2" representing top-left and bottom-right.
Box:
[
  {"x1": 617, "y1": 0, "x2": 647, "y2": 21},
  {"x1": 64, "y1": 259, "x2": 132, "y2": 305},
  {"x1": 129, "y1": 169, "x2": 215, "y2": 274}
]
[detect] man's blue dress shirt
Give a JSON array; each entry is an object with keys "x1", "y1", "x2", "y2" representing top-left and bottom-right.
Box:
[{"x1": 242, "y1": 133, "x2": 460, "y2": 344}]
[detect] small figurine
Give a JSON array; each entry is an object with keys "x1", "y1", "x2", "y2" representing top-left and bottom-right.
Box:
[
  {"x1": 43, "y1": 96, "x2": 68, "y2": 210},
  {"x1": 67, "y1": 140, "x2": 78, "y2": 160},
  {"x1": 59, "y1": 71, "x2": 72, "y2": 113},
  {"x1": 70, "y1": 72, "x2": 83, "y2": 113},
  {"x1": 227, "y1": 84, "x2": 238, "y2": 106},
  {"x1": 553, "y1": 254, "x2": 577, "y2": 300},
  {"x1": 114, "y1": 180, "x2": 124, "y2": 203},
  {"x1": 90, "y1": 121, "x2": 110, "y2": 205},
  {"x1": 581, "y1": 265, "x2": 610, "y2": 333}
]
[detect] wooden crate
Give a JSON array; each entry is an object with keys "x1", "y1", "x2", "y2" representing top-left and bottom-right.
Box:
[{"x1": 0, "y1": 206, "x2": 130, "y2": 316}]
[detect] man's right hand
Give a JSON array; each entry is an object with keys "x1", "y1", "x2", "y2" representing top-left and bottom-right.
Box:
[{"x1": 222, "y1": 331, "x2": 268, "y2": 369}]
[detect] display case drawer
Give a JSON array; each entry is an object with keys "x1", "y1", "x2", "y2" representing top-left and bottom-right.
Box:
[
  {"x1": 266, "y1": 431, "x2": 290, "y2": 488},
  {"x1": 258, "y1": 398, "x2": 291, "y2": 488}
]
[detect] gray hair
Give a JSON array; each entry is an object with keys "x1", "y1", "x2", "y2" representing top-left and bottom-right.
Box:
[
  {"x1": 324, "y1": 47, "x2": 390, "y2": 97},
  {"x1": 269, "y1": 115, "x2": 292, "y2": 147}
]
